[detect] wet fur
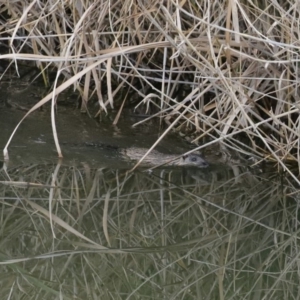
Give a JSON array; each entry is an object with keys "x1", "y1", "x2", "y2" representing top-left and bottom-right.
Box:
[{"x1": 122, "y1": 148, "x2": 208, "y2": 167}]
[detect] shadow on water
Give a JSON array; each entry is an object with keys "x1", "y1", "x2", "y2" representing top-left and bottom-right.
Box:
[{"x1": 0, "y1": 92, "x2": 299, "y2": 298}]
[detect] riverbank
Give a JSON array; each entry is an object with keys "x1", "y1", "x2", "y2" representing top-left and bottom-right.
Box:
[{"x1": 0, "y1": 1, "x2": 298, "y2": 174}]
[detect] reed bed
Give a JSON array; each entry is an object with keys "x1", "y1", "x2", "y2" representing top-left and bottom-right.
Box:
[
  {"x1": 0, "y1": 161, "x2": 299, "y2": 299},
  {"x1": 0, "y1": 1, "x2": 299, "y2": 173}
]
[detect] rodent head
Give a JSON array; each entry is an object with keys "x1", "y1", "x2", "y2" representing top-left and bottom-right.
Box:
[{"x1": 180, "y1": 154, "x2": 209, "y2": 167}]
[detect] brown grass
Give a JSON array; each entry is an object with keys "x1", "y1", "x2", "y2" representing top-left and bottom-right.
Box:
[{"x1": 0, "y1": 1, "x2": 299, "y2": 174}]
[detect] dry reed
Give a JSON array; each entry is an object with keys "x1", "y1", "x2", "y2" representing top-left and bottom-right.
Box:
[{"x1": 0, "y1": 1, "x2": 299, "y2": 175}]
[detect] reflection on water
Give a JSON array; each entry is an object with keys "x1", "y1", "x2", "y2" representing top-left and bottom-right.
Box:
[{"x1": 0, "y1": 159, "x2": 298, "y2": 299}]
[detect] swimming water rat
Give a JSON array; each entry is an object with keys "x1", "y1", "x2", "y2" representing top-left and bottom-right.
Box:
[{"x1": 122, "y1": 147, "x2": 208, "y2": 167}]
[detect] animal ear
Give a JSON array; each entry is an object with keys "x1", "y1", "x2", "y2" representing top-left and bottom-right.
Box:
[{"x1": 182, "y1": 154, "x2": 188, "y2": 159}]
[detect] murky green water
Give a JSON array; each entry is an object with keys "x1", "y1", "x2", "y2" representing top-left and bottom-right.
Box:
[{"x1": 0, "y1": 91, "x2": 299, "y2": 299}]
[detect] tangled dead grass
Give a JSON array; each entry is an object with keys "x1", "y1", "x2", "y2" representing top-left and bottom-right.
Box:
[
  {"x1": 0, "y1": 161, "x2": 299, "y2": 298},
  {"x1": 1, "y1": 1, "x2": 300, "y2": 175}
]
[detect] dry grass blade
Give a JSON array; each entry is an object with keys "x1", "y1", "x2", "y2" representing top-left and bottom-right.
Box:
[
  {"x1": 26, "y1": 199, "x2": 107, "y2": 249},
  {"x1": 103, "y1": 191, "x2": 111, "y2": 247}
]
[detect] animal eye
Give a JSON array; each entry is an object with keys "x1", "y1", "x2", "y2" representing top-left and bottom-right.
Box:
[{"x1": 190, "y1": 157, "x2": 197, "y2": 162}]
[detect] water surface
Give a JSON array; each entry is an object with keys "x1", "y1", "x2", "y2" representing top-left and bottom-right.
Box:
[{"x1": 0, "y1": 85, "x2": 298, "y2": 299}]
